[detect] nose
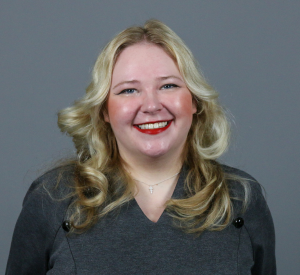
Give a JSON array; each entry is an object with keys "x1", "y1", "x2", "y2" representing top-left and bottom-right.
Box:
[{"x1": 140, "y1": 90, "x2": 163, "y2": 113}]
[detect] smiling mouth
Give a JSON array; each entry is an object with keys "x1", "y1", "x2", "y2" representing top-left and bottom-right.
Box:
[{"x1": 134, "y1": 120, "x2": 172, "y2": 135}]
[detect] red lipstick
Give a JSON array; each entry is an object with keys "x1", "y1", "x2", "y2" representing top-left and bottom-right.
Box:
[{"x1": 134, "y1": 121, "x2": 172, "y2": 135}]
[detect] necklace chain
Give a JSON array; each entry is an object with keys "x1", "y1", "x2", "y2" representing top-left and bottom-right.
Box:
[{"x1": 133, "y1": 172, "x2": 180, "y2": 194}]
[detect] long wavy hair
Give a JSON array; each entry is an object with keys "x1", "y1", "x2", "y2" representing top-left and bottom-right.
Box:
[{"x1": 57, "y1": 19, "x2": 249, "y2": 234}]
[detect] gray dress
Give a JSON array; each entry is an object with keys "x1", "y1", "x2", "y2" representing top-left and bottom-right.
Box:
[{"x1": 6, "y1": 165, "x2": 276, "y2": 274}]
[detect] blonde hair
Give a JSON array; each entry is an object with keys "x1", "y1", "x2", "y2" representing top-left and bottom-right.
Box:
[{"x1": 58, "y1": 19, "x2": 248, "y2": 234}]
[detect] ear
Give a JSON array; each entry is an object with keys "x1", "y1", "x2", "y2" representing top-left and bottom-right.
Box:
[
  {"x1": 192, "y1": 97, "x2": 198, "y2": 114},
  {"x1": 103, "y1": 108, "x2": 110, "y2": 123}
]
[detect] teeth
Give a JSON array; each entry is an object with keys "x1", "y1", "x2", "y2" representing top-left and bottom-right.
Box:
[{"x1": 137, "y1": 121, "x2": 169, "y2": 129}]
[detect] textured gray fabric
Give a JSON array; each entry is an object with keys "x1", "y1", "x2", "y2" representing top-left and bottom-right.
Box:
[{"x1": 6, "y1": 165, "x2": 276, "y2": 274}]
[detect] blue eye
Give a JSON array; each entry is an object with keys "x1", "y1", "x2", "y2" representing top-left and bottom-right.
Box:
[
  {"x1": 119, "y1": 89, "x2": 136, "y2": 94},
  {"x1": 162, "y1": 84, "x2": 179, "y2": 89}
]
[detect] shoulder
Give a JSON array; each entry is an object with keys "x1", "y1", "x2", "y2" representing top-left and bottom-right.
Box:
[
  {"x1": 221, "y1": 164, "x2": 271, "y2": 222},
  {"x1": 25, "y1": 164, "x2": 76, "y2": 199},
  {"x1": 6, "y1": 165, "x2": 77, "y2": 274},
  {"x1": 221, "y1": 164, "x2": 256, "y2": 180},
  {"x1": 21, "y1": 164, "x2": 76, "y2": 231},
  {"x1": 221, "y1": 164, "x2": 262, "y2": 201},
  {"x1": 23, "y1": 165, "x2": 75, "y2": 205},
  {"x1": 220, "y1": 164, "x2": 274, "y2": 239}
]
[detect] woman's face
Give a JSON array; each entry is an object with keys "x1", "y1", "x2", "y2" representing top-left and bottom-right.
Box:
[{"x1": 105, "y1": 43, "x2": 196, "y2": 161}]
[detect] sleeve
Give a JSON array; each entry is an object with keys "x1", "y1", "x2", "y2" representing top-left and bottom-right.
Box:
[
  {"x1": 5, "y1": 169, "x2": 73, "y2": 275},
  {"x1": 244, "y1": 182, "x2": 276, "y2": 275}
]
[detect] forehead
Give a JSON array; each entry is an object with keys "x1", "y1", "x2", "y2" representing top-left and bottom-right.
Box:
[{"x1": 112, "y1": 43, "x2": 180, "y2": 81}]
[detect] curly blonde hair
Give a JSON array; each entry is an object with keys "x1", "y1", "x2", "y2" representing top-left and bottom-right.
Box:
[{"x1": 57, "y1": 19, "x2": 248, "y2": 234}]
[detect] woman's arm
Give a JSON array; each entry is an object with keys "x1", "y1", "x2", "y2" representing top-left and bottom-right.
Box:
[{"x1": 245, "y1": 182, "x2": 276, "y2": 275}]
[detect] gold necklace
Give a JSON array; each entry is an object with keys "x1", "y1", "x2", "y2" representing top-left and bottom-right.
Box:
[{"x1": 133, "y1": 172, "x2": 180, "y2": 194}]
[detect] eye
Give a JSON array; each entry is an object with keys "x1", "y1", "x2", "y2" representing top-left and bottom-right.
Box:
[
  {"x1": 118, "y1": 88, "x2": 137, "y2": 95},
  {"x1": 161, "y1": 83, "x2": 179, "y2": 90}
]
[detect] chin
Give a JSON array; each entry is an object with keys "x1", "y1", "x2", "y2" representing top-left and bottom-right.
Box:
[{"x1": 139, "y1": 145, "x2": 173, "y2": 158}]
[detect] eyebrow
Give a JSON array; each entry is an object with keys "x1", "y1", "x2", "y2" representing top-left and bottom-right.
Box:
[
  {"x1": 112, "y1": 75, "x2": 183, "y2": 90},
  {"x1": 158, "y1": 75, "x2": 183, "y2": 82},
  {"x1": 112, "y1": 80, "x2": 139, "y2": 90}
]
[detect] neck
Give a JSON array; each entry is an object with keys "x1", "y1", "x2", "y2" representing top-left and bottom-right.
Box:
[{"x1": 120, "y1": 150, "x2": 184, "y2": 184}]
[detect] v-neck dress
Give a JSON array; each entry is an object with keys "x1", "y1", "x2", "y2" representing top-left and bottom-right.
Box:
[{"x1": 6, "y1": 165, "x2": 276, "y2": 275}]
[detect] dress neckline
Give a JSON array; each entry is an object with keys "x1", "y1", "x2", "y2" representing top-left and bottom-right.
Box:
[{"x1": 132, "y1": 165, "x2": 187, "y2": 224}]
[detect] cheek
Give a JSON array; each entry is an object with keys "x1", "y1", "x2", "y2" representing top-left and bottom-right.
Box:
[
  {"x1": 174, "y1": 92, "x2": 196, "y2": 118},
  {"x1": 106, "y1": 98, "x2": 137, "y2": 126}
]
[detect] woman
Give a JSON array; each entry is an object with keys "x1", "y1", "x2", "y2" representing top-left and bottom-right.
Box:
[{"x1": 6, "y1": 20, "x2": 276, "y2": 274}]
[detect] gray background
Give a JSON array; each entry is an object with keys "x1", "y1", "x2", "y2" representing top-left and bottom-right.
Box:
[{"x1": 1, "y1": 1, "x2": 299, "y2": 273}]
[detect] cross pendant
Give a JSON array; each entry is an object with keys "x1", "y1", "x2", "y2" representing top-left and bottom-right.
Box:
[{"x1": 149, "y1": 186, "x2": 154, "y2": 194}]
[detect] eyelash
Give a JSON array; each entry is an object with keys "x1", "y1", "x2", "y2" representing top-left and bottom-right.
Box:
[
  {"x1": 161, "y1": 83, "x2": 179, "y2": 89},
  {"x1": 118, "y1": 83, "x2": 179, "y2": 95},
  {"x1": 118, "y1": 89, "x2": 136, "y2": 95}
]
